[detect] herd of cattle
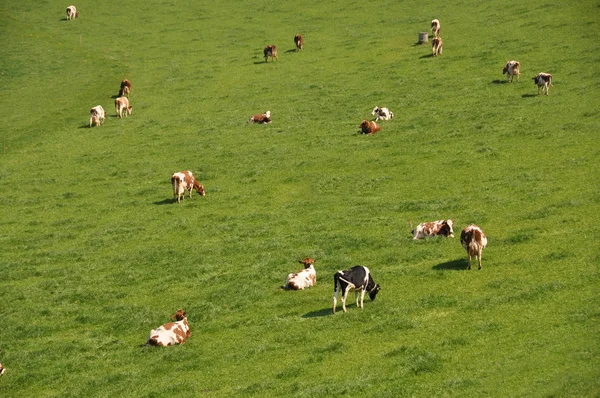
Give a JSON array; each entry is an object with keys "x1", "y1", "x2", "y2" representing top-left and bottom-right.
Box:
[{"x1": 58, "y1": 8, "x2": 553, "y2": 348}]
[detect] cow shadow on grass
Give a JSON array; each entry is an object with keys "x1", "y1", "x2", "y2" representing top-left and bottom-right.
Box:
[
  {"x1": 522, "y1": 93, "x2": 537, "y2": 98},
  {"x1": 492, "y1": 80, "x2": 507, "y2": 84},
  {"x1": 154, "y1": 198, "x2": 177, "y2": 205},
  {"x1": 285, "y1": 49, "x2": 297, "y2": 53},
  {"x1": 432, "y1": 259, "x2": 467, "y2": 271},
  {"x1": 302, "y1": 307, "x2": 333, "y2": 318},
  {"x1": 59, "y1": 18, "x2": 69, "y2": 21},
  {"x1": 419, "y1": 53, "x2": 434, "y2": 59}
]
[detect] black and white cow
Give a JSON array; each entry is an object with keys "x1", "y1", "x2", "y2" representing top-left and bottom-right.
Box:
[
  {"x1": 371, "y1": 106, "x2": 394, "y2": 121},
  {"x1": 533, "y1": 72, "x2": 553, "y2": 96},
  {"x1": 333, "y1": 266, "x2": 380, "y2": 313}
]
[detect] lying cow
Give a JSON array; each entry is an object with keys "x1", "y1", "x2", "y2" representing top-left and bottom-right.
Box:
[
  {"x1": 460, "y1": 224, "x2": 488, "y2": 270},
  {"x1": 89, "y1": 105, "x2": 106, "y2": 127},
  {"x1": 283, "y1": 257, "x2": 316, "y2": 290},
  {"x1": 533, "y1": 72, "x2": 553, "y2": 96},
  {"x1": 502, "y1": 60, "x2": 521, "y2": 82},
  {"x1": 432, "y1": 36, "x2": 443, "y2": 56},
  {"x1": 333, "y1": 266, "x2": 380, "y2": 313},
  {"x1": 249, "y1": 110, "x2": 271, "y2": 124},
  {"x1": 171, "y1": 170, "x2": 205, "y2": 204},
  {"x1": 294, "y1": 34, "x2": 304, "y2": 51},
  {"x1": 115, "y1": 96, "x2": 132, "y2": 118},
  {"x1": 410, "y1": 219, "x2": 455, "y2": 240},
  {"x1": 264, "y1": 45, "x2": 278, "y2": 62},
  {"x1": 372, "y1": 106, "x2": 394, "y2": 121},
  {"x1": 66, "y1": 5, "x2": 79, "y2": 20},
  {"x1": 359, "y1": 119, "x2": 380, "y2": 135},
  {"x1": 119, "y1": 79, "x2": 131, "y2": 97},
  {"x1": 147, "y1": 309, "x2": 191, "y2": 346},
  {"x1": 431, "y1": 19, "x2": 440, "y2": 37}
]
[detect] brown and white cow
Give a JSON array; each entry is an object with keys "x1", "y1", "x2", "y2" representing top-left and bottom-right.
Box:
[
  {"x1": 147, "y1": 309, "x2": 191, "y2": 347},
  {"x1": 359, "y1": 120, "x2": 380, "y2": 135},
  {"x1": 66, "y1": 5, "x2": 79, "y2": 20},
  {"x1": 410, "y1": 219, "x2": 455, "y2": 240},
  {"x1": 264, "y1": 45, "x2": 278, "y2": 62},
  {"x1": 284, "y1": 257, "x2": 317, "y2": 290},
  {"x1": 115, "y1": 96, "x2": 132, "y2": 118},
  {"x1": 502, "y1": 60, "x2": 520, "y2": 82},
  {"x1": 294, "y1": 34, "x2": 304, "y2": 51},
  {"x1": 460, "y1": 224, "x2": 488, "y2": 270},
  {"x1": 249, "y1": 110, "x2": 271, "y2": 124},
  {"x1": 119, "y1": 79, "x2": 131, "y2": 97},
  {"x1": 533, "y1": 72, "x2": 553, "y2": 96},
  {"x1": 432, "y1": 36, "x2": 443, "y2": 56},
  {"x1": 89, "y1": 105, "x2": 106, "y2": 127},
  {"x1": 431, "y1": 19, "x2": 440, "y2": 37},
  {"x1": 171, "y1": 170, "x2": 205, "y2": 204}
]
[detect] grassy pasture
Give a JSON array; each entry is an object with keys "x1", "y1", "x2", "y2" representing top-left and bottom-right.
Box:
[{"x1": 0, "y1": 0, "x2": 599, "y2": 396}]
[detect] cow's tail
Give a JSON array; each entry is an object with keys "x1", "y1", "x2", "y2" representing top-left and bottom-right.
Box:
[{"x1": 333, "y1": 272, "x2": 340, "y2": 294}]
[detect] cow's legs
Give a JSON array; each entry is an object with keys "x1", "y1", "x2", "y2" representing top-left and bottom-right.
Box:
[
  {"x1": 342, "y1": 286, "x2": 352, "y2": 313},
  {"x1": 359, "y1": 289, "x2": 366, "y2": 309},
  {"x1": 467, "y1": 255, "x2": 472, "y2": 270}
]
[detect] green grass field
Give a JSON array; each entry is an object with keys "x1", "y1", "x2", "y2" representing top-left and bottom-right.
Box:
[{"x1": 1, "y1": 0, "x2": 599, "y2": 396}]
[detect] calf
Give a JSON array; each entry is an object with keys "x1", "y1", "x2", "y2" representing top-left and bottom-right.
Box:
[
  {"x1": 114, "y1": 96, "x2": 132, "y2": 118},
  {"x1": 432, "y1": 37, "x2": 443, "y2": 56},
  {"x1": 119, "y1": 79, "x2": 131, "y2": 97},
  {"x1": 294, "y1": 34, "x2": 304, "y2": 51},
  {"x1": 502, "y1": 60, "x2": 520, "y2": 82},
  {"x1": 89, "y1": 105, "x2": 106, "y2": 127},
  {"x1": 147, "y1": 309, "x2": 191, "y2": 346},
  {"x1": 431, "y1": 19, "x2": 440, "y2": 37},
  {"x1": 284, "y1": 257, "x2": 316, "y2": 290},
  {"x1": 410, "y1": 219, "x2": 455, "y2": 240},
  {"x1": 171, "y1": 170, "x2": 205, "y2": 204},
  {"x1": 359, "y1": 119, "x2": 380, "y2": 135},
  {"x1": 333, "y1": 266, "x2": 380, "y2": 313},
  {"x1": 533, "y1": 72, "x2": 553, "y2": 96},
  {"x1": 249, "y1": 110, "x2": 271, "y2": 124},
  {"x1": 66, "y1": 5, "x2": 79, "y2": 20},
  {"x1": 371, "y1": 106, "x2": 394, "y2": 121},
  {"x1": 264, "y1": 45, "x2": 278, "y2": 62},
  {"x1": 460, "y1": 224, "x2": 488, "y2": 270}
]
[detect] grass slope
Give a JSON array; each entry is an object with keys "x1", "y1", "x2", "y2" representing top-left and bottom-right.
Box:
[{"x1": 1, "y1": 0, "x2": 599, "y2": 396}]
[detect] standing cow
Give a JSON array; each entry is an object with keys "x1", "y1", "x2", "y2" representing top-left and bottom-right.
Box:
[
  {"x1": 432, "y1": 37, "x2": 443, "y2": 56},
  {"x1": 294, "y1": 34, "x2": 304, "y2": 51},
  {"x1": 333, "y1": 266, "x2": 380, "y2": 313},
  {"x1": 66, "y1": 5, "x2": 79, "y2": 20},
  {"x1": 502, "y1": 60, "x2": 521, "y2": 82},
  {"x1": 114, "y1": 96, "x2": 132, "y2": 118},
  {"x1": 264, "y1": 45, "x2": 278, "y2": 62},
  {"x1": 533, "y1": 73, "x2": 553, "y2": 96},
  {"x1": 119, "y1": 79, "x2": 131, "y2": 97},
  {"x1": 431, "y1": 19, "x2": 440, "y2": 37},
  {"x1": 89, "y1": 105, "x2": 106, "y2": 127},
  {"x1": 171, "y1": 170, "x2": 205, "y2": 204},
  {"x1": 460, "y1": 224, "x2": 488, "y2": 270}
]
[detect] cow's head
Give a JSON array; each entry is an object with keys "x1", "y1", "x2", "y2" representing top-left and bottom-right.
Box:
[
  {"x1": 265, "y1": 111, "x2": 271, "y2": 118},
  {"x1": 299, "y1": 257, "x2": 316, "y2": 268},
  {"x1": 360, "y1": 120, "x2": 369, "y2": 129},
  {"x1": 194, "y1": 183, "x2": 206, "y2": 196},
  {"x1": 371, "y1": 106, "x2": 381, "y2": 116},
  {"x1": 172, "y1": 309, "x2": 187, "y2": 321},
  {"x1": 369, "y1": 284, "x2": 381, "y2": 301},
  {"x1": 440, "y1": 219, "x2": 455, "y2": 238}
]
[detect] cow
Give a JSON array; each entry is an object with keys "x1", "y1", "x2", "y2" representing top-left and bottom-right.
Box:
[
  {"x1": 249, "y1": 110, "x2": 271, "y2": 124},
  {"x1": 333, "y1": 266, "x2": 380, "y2": 313},
  {"x1": 66, "y1": 5, "x2": 79, "y2": 20},
  {"x1": 171, "y1": 170, "x2": 205, "y2": 204},
  {"x1": 114, "y1": 96, "x2": 132, "y2": 118},
  {"x1": 264, "y1": 45, "x2": 278, "y2": 62},
  {"x1": 502, "y1": 60, "x2": 520, "y2": 82},
  {"x1": 410, "y1": 219, "x2": 455, "y2": 240},
  {"x1": 371, "y1": 106, "x2": 394, "y2": 121},
  {"x1": 0, "y1": 363, "x2": 5, "y2": 376},
  {"x1": 431, "y1": 19, "x2": 440, "y2": 37},
  {"x1": 147, "y1": 309, "x2": 191, "y2": 346},
  {"x1": 89, "y1": 105, "x2": 106, "y2": 128},
  {"x1": 432, "y1": 36, "x2": 443, "y2": 56},
  {"x1": 533, "y1": 72, "x2": 553, "y2": 96},
  {"x1": 460, "y1": 224, "x2": 488, "y2": 270},
  {"x1": 283, "y1": 257, "x2": 316, "y2": 290},
  {"x1": 359, "y1": 119, "x2": 380, "y2": 135},
  {"x1": 119, "y1": 79, "x2": 131, "y2": 97},
  {"x1": 294, "y1": 34, "x2": 304, "y2": 51}
]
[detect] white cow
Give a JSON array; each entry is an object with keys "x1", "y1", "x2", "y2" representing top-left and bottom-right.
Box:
[{"x1": 89, "y1": 105, "x2": 106, "y2": 127}]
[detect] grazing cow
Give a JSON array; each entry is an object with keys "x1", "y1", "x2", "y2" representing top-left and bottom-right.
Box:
[
  {"x1": 431, "y1": 19, "x2": 440, "y2": 37},
  {"x1": 410, "y1": 219, "x2": 455, "y2": 240},
  {"x1": 66, "y1": 5, "x2": 79, "y2": 20},
  {"x1": 371, "y1": 106, "x2": 394, "y2": 121},
  {"x1": 0, "y1": 363, "x2": 5, "y2": 376},
  {"x1": 119, "y1": 79, "x2": 131, "y2": 97},
  {"x1": 533, "y1": 72, "x2": 553, "y2": 96},
  {"x1": 284, "y1": 257, "x2": 316, "y2": 290},
  {"x1": 264, "y1": 45, "x2": 278, "y2": 62},
  {"x1": 333, "y1": 266, "x2": 380, "y2": 313},
  {"x1": 294, "y1": 34, "x2": 304, "y2": 51},
  {"x1": 171, "y1": 170, "x2": 205, "y2": 204},
  {"x1": 89, "y1": 105, "x2": 106, "y2": 128},
  {"x1": 432, "y1": 36, "x2": 443, "y2": 56},
  {"x1": 114, "y1": 96, "x2": 132, "y2": 118},
  {"x1": 249, "y1": 110, "x2": 271, "y2": 124},
  {"x1": 359, "y1": 119, "x2": 380, "y2": 135},
  {"x1": 147, "y1": 309, "x2": 191, "y2": 346},
  {"x1": 460, "y1": 224, "x2": 488, "y2": 270},
  {"x1": 502, "y1": 60, "x2": 521, "y2": 82}
]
